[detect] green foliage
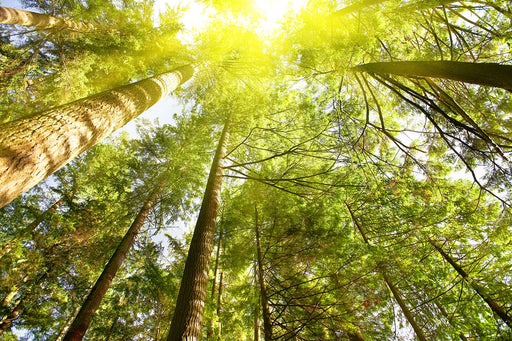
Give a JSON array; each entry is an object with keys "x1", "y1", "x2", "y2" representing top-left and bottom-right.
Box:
[{"x1": 1, "y1": 0, "x2": 512, "y2": 339}]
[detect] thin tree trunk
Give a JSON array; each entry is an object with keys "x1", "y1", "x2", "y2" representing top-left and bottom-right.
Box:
[
  {"x1": 434, "y1": 302, "x2": 470, "y2": 341},
  {"x1": 254, "y1": 205, "x2": 272, "y2": 341},
  {"x1": 55, "y1": 304, "x2": 82, "y2": 341},
  {"x1": 27, "y1": 197, "x2": 65, "y2": 231},
  {"x1": 254, "y1": 267, "x2": 261, "y2": 341},
  {"x1": 345, "y1": 203, "x2": 427, "y2": 341},
  {"x1": 166, "y1": 114, "x2": 232, "y2": 340},
  {"x1": 207, "y1": 224, "x2": 223, "y2": 339},
  {"x1": 0, "y1": 65, "x2": 192, "y2": 209},
  {"x1": 353, "y1": 61, "x2": 512, "y2": 90},
  {"x1": 216, "y1": 271, "x2": 223, "y2": 340},
  {"x1": 0, "y1": 6, "x2": 96, "y2": 32},
  {"x1": 63, "y1": 182, "x2": 165, "y2": 341},
  {"x1": 430, "y1": 241, "x2": 512, "y2": 328},
  {"x1": 381, "y1": 272, "x2": 427, "y2": 341}
]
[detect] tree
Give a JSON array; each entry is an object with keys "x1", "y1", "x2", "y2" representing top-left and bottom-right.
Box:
[
  {"x1": 0, "y1": 65, "x2": 192, "y2": 209},
  {"x1": 166, "y1": 113, "x2": 232, "y2": 340},
  {"x1": 62, "y1": 181, "x2": 164, "y2": 341},
  {"x1": 0, "y1": 6, "x2": 96, "y2": 32},
  {"x1": 353, "y1": 61, "x2": 512, "y2": 91}
]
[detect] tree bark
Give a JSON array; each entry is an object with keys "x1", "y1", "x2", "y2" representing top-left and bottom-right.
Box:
[
  {"x1": 0, "y1": 65, "x2": 192, "y2": 209},
  {"x1": 254, "y1": 205, "x2": 272, "y2": 341},
  {"x1": 430, "y1": 241, "x2": 512, "y2": 328},
  {"x1": 166, "y1": 114, "x2": 232, "y2": 341},
  {"x1": 353, "y1": 61, "x2": 512, "y2": 90},
  {"x1": 62, "y1": 182, "x2": 164, "y2": 341},
  {"x1": 0, "y1": 6, "x2": 96, "y2": 32}
]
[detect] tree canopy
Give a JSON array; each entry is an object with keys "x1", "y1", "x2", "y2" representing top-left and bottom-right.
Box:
[{"x1": 0, "y1": 0, "x2": 511, "y2": 339}]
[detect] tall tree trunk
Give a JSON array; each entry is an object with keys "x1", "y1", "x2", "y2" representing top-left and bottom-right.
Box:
[
  {"x1": 254, "y1": 205, "x2": 272, "y2": 341},
  {"x1": 381, "y1": 272, "x2": 427, "y2": 341},
  {"x1": 345, "y1": 203, "x2": 428, "y2": 341},
  {"x1": 0, "y1": 6, "x2": 96, "y2": 32},
  {"x1": 63, "y1": 182, "x2": 165, "y2": 341},
  {"x1": 430, "y1": 241, "x2": 512, "y2": 328},
  {"x1": 253, "y1": 268, "x2": 261, "y2": 341},
  {"x1": 207, "y1": 224, "x2": 223, "y2": 339},
  {"x1": 0, "y1": 65, "x2": 192, "y2": 209},
  {"x1": 166, "y1": 114, "x2": 232, "y2": 341},
  {"x1": 216, "y1": 271, "x2": 223, "y2": 340},
  {"x1": 353, "y1": 61, "x2": 512, "y2": 90}
]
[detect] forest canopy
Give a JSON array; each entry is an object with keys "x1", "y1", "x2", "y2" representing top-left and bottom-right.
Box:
[{"x1": 0, "y1": 0, "x2": 511, "y2": 340}]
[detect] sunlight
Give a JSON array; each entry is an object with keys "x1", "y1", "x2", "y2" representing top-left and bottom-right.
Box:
[
  {"x1": 255, "y1": 0, "x2": 308, "y2": 31},
  {"x1": 153, "y1": 0, "x2": 308, "y2": 35}
]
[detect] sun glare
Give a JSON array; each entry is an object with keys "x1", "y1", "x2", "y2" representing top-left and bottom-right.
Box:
[
  {"x1": 255, "y1": 0, "x2": 307, "y2": 32},
  {"x1": 154, "y1": 0, "x2": 308, "y2": 36}
]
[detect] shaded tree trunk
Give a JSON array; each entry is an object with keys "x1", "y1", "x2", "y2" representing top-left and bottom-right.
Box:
[
  {"x1": 346, "y1": 203, "x2": 427, "y2": 341},
  {"x1": 0, "y1": 65, "x2": 192, "y2": 209},
  {"x1": 63, "y1": 182, "x2": 165, "y2": 341},
  {"x1": 166, "y1": 114, "x2": 232, "y2": 340},
  {"x1": 254, "y1": 205, "x2": 272, "y2": 341},
  {"x1": 0, "y1": 6, "x2": 96, "y2": 32},
  {"x1": 353, "y1": 61, "x2": 512, "y2": 90},
  {"x1": 430, "y1": 241, "x2": 512, "y2": 328}
]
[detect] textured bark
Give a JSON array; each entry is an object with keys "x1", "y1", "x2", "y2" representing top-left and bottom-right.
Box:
[
  {"x1": 166, "y1": 114, "x2": 232, "y2": 341},
  {"x1": 346, "y1": 203, "x2": 427, "y2": 341},
  {"x1": 0, "y1": 6, "x2": 96, "y2": 31},
  {"x1": 0, "y1": 65, "x2": 192, "y2": 209},
  {"x1": 353, "y1": 61, "x2": 512, "y2": 90},
  {"x1": 431, "y1": 241, "x2": 512, "y2": 328},
  {"x1": 63, "y1": 182, "x2": 164, "y2": 341},
  {"x1": 254, "y1": 206, "x2": 272, "y2": 341}
]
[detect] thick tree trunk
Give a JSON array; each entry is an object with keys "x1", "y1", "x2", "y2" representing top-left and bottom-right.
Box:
[
  {"x1": 0, "y1": 65, "x2": 192, "y2": 209},
  {"x1": 0, "y1": 6, "x2": 96, "y2": 31},
  {"x1": 346, "y1": 203, "x2": 427, "y2": 341},
  {"x1": 166, "y1": 114, "x2": 232, "y2": 341},
  {"x1": 62, "y1": 182, "x2": 164, "y2": 341},
  {"x1": 353, "y1": 61, "x2": 512, "y2": 90},
  {"x1": 254, "y1": 206, "x2": 272, "y2": 341},
  {"x1": 430, "y1": 241, "x2": 512, "y2": 328}
]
